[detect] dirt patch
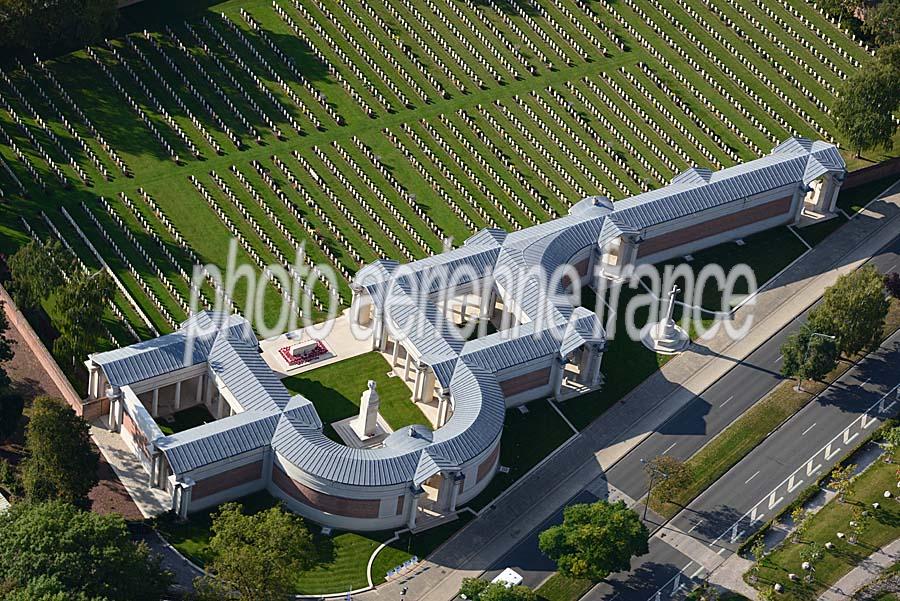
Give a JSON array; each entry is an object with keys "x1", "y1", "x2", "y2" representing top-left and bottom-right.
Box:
[{"x1": 2, "y1": 302, "x2": 142, "y2": 520}]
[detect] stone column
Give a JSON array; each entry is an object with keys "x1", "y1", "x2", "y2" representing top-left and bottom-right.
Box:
[
  {"x1": 195, "y1": 374, "x2": 203, "y2": 405},
  {"x1": 459, "y1": 294, "x2": 468, "y2": 324},
  {"x1": 406, "y1": 487, "x2": 423, "y2": 530},
  {"x1": 177, "y1": 478, "x2": 195, "y2": 521},
  {"x1": 423, "y1": 370, "x2": 436, "y2": 404},
  {"x1": 552, "y1": 356, "x2": 567, "y2": 400},
  {"x1": 174, "y1": 381, "x2": 182, "y2": 412},
  {"x1": 217, "y1": 392, "x2": 226, "y2": 419},
  {"x1": 413, "y1": 364, "x2": 425, "y2": 402},
  {"x1": 87, "y1": 362, "x2": 100, "y2": 399},
  {"x1": 437, "y1": 393, "x2": 451, "y2": 427},
  {"x1": 578, "y1": 346, "x2": 593, "y2": 384},
  {"x1": 151, "y1": 388, "x2": 159, "y2": 417},
  {"x1": 149, "y1": 449, "x2": 160, "y2": 489},
  {"x1": 108, "y1": 396, "x2": 120, "y2": 432},
  {"x1": 403, "y1": 351, "x2": 412, "y2": 381},
  {"x1": 391, "y1": 338, "x2": 400, "y2": 367},
  {"x1": 449, "y1": 473, "x2": 463, "y2": 512}
]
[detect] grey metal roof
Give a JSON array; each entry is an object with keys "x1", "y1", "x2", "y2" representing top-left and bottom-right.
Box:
[
  {"x1": 91, "y1": 312, "x2": 254, "y2": 387},
  {"x1": 208, "y1": 333, "x2": 291, "y2": 413},
  {"x1": 159, "y1": 411, "x2": 280, "y2": 473}
]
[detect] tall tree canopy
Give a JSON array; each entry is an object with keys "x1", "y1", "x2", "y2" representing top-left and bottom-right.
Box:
[
  {"x1": 459, "y1": 578, "x2": 537, "y2": 601},
  {"x1": 53, "y1": 269, "x2": 115, "y2": 366},
  {"x1": 200, "y1": 501, "x2": 317, "y2": 601},
  {"x1": 0, "y1": 0, "x2": 118, "y2": 54},
  {"x1": 0, "y1": 501, "x2": 170, "y2": 601},
  {"x1": 864, "y1": 0, "x2": 900, "y2": 47},
  {"x1": 19, "y1": 396, "x2": 98, "y2": 505},
  {"x1": 780, "y1": 323, "x2": 839, "y2": 387},
  {"x1": 814, "y1": 265, "x2": 889, "y2": 357},
  {"x1": 7, "y1": 239, "x2": 65, "y2": 312},
  {"x1": 538, "y1": 500, "x2": 649, "y2": 582},
  {"x1": 833, "y1": 60, "x2": 900, "y2": 157}
]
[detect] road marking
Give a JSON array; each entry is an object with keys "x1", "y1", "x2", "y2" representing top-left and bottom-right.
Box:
[
  {"x1": 717, "y1": 548, "x2": 726, "y2": 555},
  {"x1": 687, "y1": 520, "x2": 703, "y2": 533},
  {"x1": 691, "y1": 566, "x2": 705, "y2": 579},
  {"x1": 860, "y1": 378, "x2": 871, "y2": 387},
  {"x1": 720, "y1": 395, "x2": 734, "y2": 408},
  {"x1": 774, "y1": 354, "x2": 783, "y2": 364},
  {"x1": 745, "y1": 470, "x2": 761, "y2": 484},
  {"x1": 801, "y1": 422, "x2": 817, "y2": 436},
  {"x1": 887, "y1": 263, "x2": 897, "y2": 272},
  {"x1": 662, "y1": 442, "x2": 677, "y2": 455}
]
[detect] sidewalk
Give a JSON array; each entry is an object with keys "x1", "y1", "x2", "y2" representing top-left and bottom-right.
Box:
[
  {"x1": 819, "y1": 538, "x2": 900, "y2": 601},
  {"x1": 349, "y1": 188, "x2": 900, "y2": 601}
]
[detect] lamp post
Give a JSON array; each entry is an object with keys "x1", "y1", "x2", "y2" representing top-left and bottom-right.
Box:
[
  {"x1": 797, "y1": 332, "x2": 836, "y2": 392},
  {"x1": 641, "y1": 458, "x2": 666, "y2": 522}
]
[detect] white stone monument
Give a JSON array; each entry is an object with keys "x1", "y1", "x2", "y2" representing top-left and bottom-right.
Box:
[
  {"x1": 352, "y1": 380, "x2": 381, "y2": 439},
  {"x1": 640, "y1": 284, "x2": 690, "y2": 354}
]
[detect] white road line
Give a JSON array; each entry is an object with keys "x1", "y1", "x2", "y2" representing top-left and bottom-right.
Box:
[
  {"x1": 717, "y1": 548, "x2": 726, "y2": 555},
  {"x1": 687, "y1": 520, "x2": 704, "y2": 533},
  {"x1": 887, "y1": 263, "x2": 897, "y2": 273},
  {"x1": 774, "y1": 354, "x2": 783, "y2": 364},
  {"x1": 801, "y1": 422, "x2": 817, "y2": 436},
  {"x1": 860, "y1": 378, "x2": 871, "y2": 387},
  {"x1": 744, "y1": 470, "x2": 761, "y2": 485},
  {"x1": 662, "y1": 442, "x2": 677, "y2": 455},
  {"x1": 682, "y1": 561, "x2": 694, "y2": 574},
  {"x1": 720, "y1": 395, "x2": 734, "y2": 408},
  {"x1": 690, "y1": 566, "x2": 705, "y2": 579}
]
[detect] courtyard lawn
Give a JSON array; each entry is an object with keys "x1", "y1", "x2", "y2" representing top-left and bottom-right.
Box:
[
  {"x1": 157, "y1": 405, "x2": 214, "y2": 436},
  {"x1": 467, "y1": 400, "x2": 576, "y2": 512},
  {"x1": 155, "y1": 491, "x2": 394, "y2": 594},
  {"x1": 281, "y1": 352, "x2": 428, "y2": 441},
  {"x1": 752, "y1": 455, "x2": 900, "y2": 599}
]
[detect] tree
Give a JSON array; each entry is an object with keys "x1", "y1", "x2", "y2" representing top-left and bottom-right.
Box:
[
  {"x1": 830, "y1": 463, "x2": 857, "y2": 504},
  {"x1": 833, "y1": 61, "x2": 900, "y2": 157},
  {"x1": 780, "y1": 323, "x2": 839, "y2": 391},
  {"x1": 0, "y1": 500, "x2": 171, "y2": 600},
  {"x1": 0, "y1": 0, "x2": 117, "y2": 54},
  {"x1": 19, "y1": 396, "x2": 98, "y2": 505},
  {"x1": 885, "y1": 272, "x2": 900, "y2": 299},
  {"x1": 685, "y1": 581, "x2": 719, "y2": 601},
  {"x1": 0, "y1": 300, "x2": 15, "y2": 391},
  {"x1": 748, "y1": 538, "x2": 766, "y2": 584},
  {"x1": 200, "y1": 501, "x2": 317, "y2": 601},
  {"x1": 790, "y1": 506, "x2": 808, "y2": 543},
  {"x1": 883, "y1": 426, "x2": 900, "y2": 462},
  {"x1": 538, "y1": 500, "x2": 649, "y2": 582},
  {"x1": 645, "y1": 455, "x2": 693, "y2": 506},
  {"x1": 7, "y1": 239, "x2": 65, "y2": 312},
  {"x1": 53, "y1": 269, "x2": 115, "y2": 366},
  {"x1": 0, "y1": 389, "x2": 25, "y2": 441},
  {"x1": 864, "y1": 1, "x2": 900, "y2": 47},
  {"x1": 814, "y1": 266, "x2": 890, "y2": 357},
  {"x1": 457, "y1": 580, "x2": 537, "y2": 601}
]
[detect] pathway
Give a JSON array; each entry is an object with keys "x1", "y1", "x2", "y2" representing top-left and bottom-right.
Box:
[{"x1": 819, "y1": 538, "x2": 900, "y2": 601}]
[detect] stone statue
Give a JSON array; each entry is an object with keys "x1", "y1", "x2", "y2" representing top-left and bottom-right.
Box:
[{"x1": 352, "y1": 380, "x2": 381, "y2": 439}]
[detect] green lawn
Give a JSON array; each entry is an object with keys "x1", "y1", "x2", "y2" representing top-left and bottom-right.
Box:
[
  {"x1": 157, "y1": 405, "x2": 214, "y2": 436},
  {"x1": 281, "y1": 352, "x2": 428, "y2": 441},
  {"x1": 370, "y1": 512, "x2": 473, "y2": 583},
  {"x1": 155, "y1": 491, "x2": 395, "y2": 594},
  {"x1": 752, "y1": 455, "x2": 900, "y2": 599},
  {"x1": 467, "y1": 401, "x2": 576, "y2": 512},
  {"x1": 837, "y1": 176, "x2": 900, "y2": 216},
  {"x1": 535, "y1": 573, "x2": 594, "y2": 601}
]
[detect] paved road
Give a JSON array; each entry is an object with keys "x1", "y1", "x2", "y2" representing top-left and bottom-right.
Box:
[{"x1": 494, "y1": 235, "x2": 900, "y2": 599}]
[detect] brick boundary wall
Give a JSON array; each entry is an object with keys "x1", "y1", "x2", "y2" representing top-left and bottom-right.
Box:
[
  {"x1": 0, "y1": 282, "x2": 86, "y2": 415},
  {"x1": 843, "y1": 156, "x2": 900, "y2": 191}
]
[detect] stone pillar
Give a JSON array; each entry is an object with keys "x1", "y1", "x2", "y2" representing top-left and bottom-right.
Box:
[
  {"x1": 437, "y1": 393, "x2": 451, "y2": 427},
  {"x1": 87, "y1": 362, "x2": 100, "y2": 399},
  {"x1": 459, "y1": 294, "x2": 468, "y2": 324},
  {"x1": 403, "y1": 351, "x2": 412, "y2": 381},
  {"x1": 406, "y1": 487, "x2": 422, "y2": 530},
  {"x1": 391, "y1": 338, "x2": 400, "y2": 367},
  {"x1": 151, "y1": 388, "x2": 159, "y2": 417},
  {"x1": 449, "y1": 473, "x2": 463, "y2": 512},
  {"x1": 413, "y1": 364, "x2": 425, "y2": 402},
  {"x1": 174, "y1": 381, "x2": 182, "y2": 412},
  {"x1": 423, "y1": 370, "x2": 436, "y2": 404},
  {"x1": 217, "y1": 392, "x2": 227, "y2": 419},
  {"x1": 552, "y1": 356, "x2": 567, "y2": 400},
  {"x1": 352, "y1": 381, "x2": 381, "y2": 439},
  {"x1": 591, "y1": 349, "x2": 604, "y2": 386},
  {"x1": 108, "y1": 396, "x2": 120, "y2": 432},
  {"x1": 149, "y1": 449, "x2": 160, "y2": 489},
  {"x1": 176, "y1": 479, "x2": 195, "y2": 521},
  {"x1": 195, "y1": 374, "x2": 203, "y2": 404},
  {"x1": 578, "y1": 347, "x2": 593, "y2": 384}
]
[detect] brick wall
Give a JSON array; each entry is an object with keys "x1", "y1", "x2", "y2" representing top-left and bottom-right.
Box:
[
  {"x1": 272, "y1": 466, "x2": 381, "y2": 519},
  {"x1": 499, "y1": 367, "x2": 551, "y2": 397},
  {"x1": 192, "y1": 460, "x2": 264, "y2": 500},
  {"x1": 637, "y1": 196, "x2": 793, "y2": 258},
  {"x1": 476, "y1": 444, "x2": 501, "y2": 483},
  {"x1": 122, "y1": 412, "x2": 149, "y2": 460},
  {"x1": 843, "y1": 157, "x2": 900, "y2": 191}
]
